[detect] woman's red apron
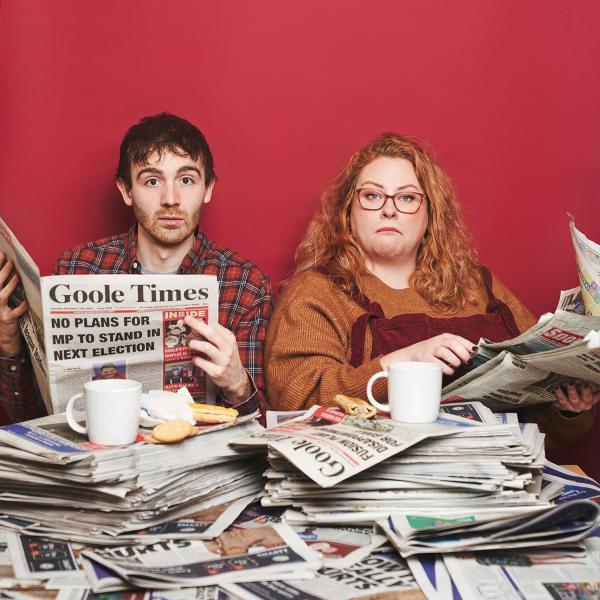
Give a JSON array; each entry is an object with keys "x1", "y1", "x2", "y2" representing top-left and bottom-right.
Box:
[{"x1": 349, "y1": 266, "x2": 520, "y2": 384}]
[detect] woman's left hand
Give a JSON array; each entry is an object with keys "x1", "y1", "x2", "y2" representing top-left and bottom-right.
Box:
[{"x1": 553, "y1": 383, "x2": 600, "y2": 413}]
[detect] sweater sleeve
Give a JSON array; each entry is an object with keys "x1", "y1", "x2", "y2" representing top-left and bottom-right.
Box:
[{"x1": 265, "y1": 273, "x2": 383, "y2": 411}]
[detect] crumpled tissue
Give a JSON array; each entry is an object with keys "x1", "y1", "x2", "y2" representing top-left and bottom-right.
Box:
[{"x1": 140, "y1": 387, "x2": 195, "y2": 427}]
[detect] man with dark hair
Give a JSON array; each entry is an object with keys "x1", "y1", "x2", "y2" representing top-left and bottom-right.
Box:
[{"x1": 0, "y1": 113, "x2": 272, "y2": 421}]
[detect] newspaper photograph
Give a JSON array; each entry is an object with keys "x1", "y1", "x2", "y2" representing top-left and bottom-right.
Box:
[
  {"x1": 231, "y1": 406, "x2": 458, "y2": 488},
  {"x1": 224, "y1": 551, "x2": 426, "y2": 600},
  {"x1": 80, "y1": 524, "x2": 321, "y2": 590},
  {"x1": 570, "y1": 215, "x2": 600, "y2": 316}
]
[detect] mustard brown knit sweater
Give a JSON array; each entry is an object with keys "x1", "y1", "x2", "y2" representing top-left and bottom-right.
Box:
[{"x1": 265, "y1": 270, "x2": 596, "y2": 449}]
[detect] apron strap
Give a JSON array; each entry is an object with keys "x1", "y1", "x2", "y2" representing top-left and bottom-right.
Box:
[
  {"x1": 479, "y1": 264, "x2": 520, "y2": 338},
  {"x1": 350, "y1": 301, "x2": 385, "y2": 367}
]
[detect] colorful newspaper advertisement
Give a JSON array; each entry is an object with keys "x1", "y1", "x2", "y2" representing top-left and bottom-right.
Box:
[
  {"x1": 570, "y1": 215, "x2": 600, "y2": 316},
  {"x1": 41, "y1": 274, "x2": 218, "y2": 413}
]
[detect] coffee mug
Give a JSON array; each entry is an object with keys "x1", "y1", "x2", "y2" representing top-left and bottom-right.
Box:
[
  {"x1": 65, "y1": 379, "x2": 142, "y2": 445},
  {"x1": 366, "y1": 361, "x2": 442, "y2": 423}
]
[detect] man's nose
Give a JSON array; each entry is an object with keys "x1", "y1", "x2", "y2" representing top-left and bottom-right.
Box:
[{"x1": 161, "y1": 183, "x2": 179, "y2": 206}]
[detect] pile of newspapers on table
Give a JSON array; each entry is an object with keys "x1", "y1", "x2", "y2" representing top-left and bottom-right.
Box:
[{"x1": 1, "y1": 403, "x2": 600, "y2": 599}]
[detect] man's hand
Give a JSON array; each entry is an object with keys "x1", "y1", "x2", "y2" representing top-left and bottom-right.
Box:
[
  {"x1": 184, "y1": 315, "x2": 250, "y2": 404},
  {"x1": 0, "y1": 252, "x2": 27, "y2": 357},
  {"x1": 554, "y1": 382, "x2": 600, "y2": 413},
  {"x1": 381, "y1": 333, "x2": 476, "y2": 376}
]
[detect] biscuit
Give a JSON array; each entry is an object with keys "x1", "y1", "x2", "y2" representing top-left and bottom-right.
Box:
[
  {"x1": 189, "y1": 403, "x2": 238, "y2": 424},
  {"x1": 332, "y1": 394, "x2": 377, "y2": 419},
  {"x1": 152, "y1": 419, "x2": 194, "y2": 443}
]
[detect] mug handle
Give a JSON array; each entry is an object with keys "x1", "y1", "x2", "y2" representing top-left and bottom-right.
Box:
[
  {"x1": 366, "y1": 371, "x2": 390, "y2": 412},
  {"x1": 66, "y1": 393, "x2": 87, "y2": 434}
]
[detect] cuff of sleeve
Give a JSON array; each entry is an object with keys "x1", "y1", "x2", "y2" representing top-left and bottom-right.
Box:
[
  {"x1": 0, "y1": 347, "x2": 30, "y2": 377},
  {"x1": 219, "y1": 370, "x2": 259, "y2": 414}
]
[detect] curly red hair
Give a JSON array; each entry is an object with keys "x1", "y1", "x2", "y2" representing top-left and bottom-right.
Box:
[{"x1": 293, "y1": 133, "x2": 482, "y2": 313}]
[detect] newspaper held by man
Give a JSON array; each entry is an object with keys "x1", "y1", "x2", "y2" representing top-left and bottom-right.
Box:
[
  {"x1": 0, "y1": 217, "x2": 50, "y2": 411},
  {"x1": 41, "y1": 273, "x2": 219, "y2": 414},
  {"x1": 442, "y1": 309, "x2": 600, "y2": 409},
  {"x1": 231, "y1": 405, "x2": 459, "y2": 488},
  {"x1": 570, "y1": 215, "x2": 600, "y2": 316},
  {"x1": 80, "y1": 524, "x2": 321, "y2": 591},
  {"x1": 223, "y1": 551, "x2": 426, "y2": 600}
]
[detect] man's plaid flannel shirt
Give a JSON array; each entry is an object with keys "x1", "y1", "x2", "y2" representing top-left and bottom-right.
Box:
[{"x1": 0, "y1": 226, "x2": 272, "y2": 422}]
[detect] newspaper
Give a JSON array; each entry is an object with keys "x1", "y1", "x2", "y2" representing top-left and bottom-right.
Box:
[
  {"x1": 540, "y1": 461, "x2": 600, "y2": 505},
  {"x1": 570, "y1": 215, "x2": 600, "y2": 316},
  {"x1": 442, "y1": 310, "x2": 600, "y2": 409},
  {"x1": 41, "y1": 273, "x2": 218, "y2": 413},
  {"x1": 231, "y1": 405, "x2": 459, "y2": 488},
  {"x1": 231, "y1": 501, "x2": 387, "y2": 569},
  {"x1": 378, "y1": 499, "x2": 600, "y2": 557},
  {"x1": 0, "y1": 218, "x2": 51, "y2": 412},
  {"x1": 0, "y1": 217, "x2": 222, "y2": 415},
  {"x1": 555, "y1": 286, "x2": 585, "y2": 314},
  {"x1": 443, "y1": 541, "x2": 600, "y2": 600},
  {"x1": 80, "y1": 524, "x2": 321, "y2": 590},
  {"x1": 223, "y1": 551, "x2": 426, "y2": 600}
]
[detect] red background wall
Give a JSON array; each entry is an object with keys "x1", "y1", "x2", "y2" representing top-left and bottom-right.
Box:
[{"x1": 1, "y1": 1, "x2": 599, "y2": 476}]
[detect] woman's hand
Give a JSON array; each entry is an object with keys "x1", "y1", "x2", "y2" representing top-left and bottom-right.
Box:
[
  {"x1": 554, "y1": 383, "x2": 600, "y2": 414},
  {"x1": 381, "y1": 333, "x2": 476, "y2": 376}
]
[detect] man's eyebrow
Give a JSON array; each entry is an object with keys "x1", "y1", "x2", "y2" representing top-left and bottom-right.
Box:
[
  {"x1": 176, "y1": 166, "x2": 202, "y2": 176},
  {"x1": 136, "y1": 167, "x2": 162, "y2": 180},
  {"x1": 135, "y1": 165, "x2": 203, "y2": 180}
]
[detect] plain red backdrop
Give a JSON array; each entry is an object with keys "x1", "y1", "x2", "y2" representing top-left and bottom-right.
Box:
[{"x1": 1, "y1": 0, "x2": 599, "y2": 476}]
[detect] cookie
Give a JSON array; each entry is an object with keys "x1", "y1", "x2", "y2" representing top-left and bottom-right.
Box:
[
  {"x1": 332, "y1": 394, "x2": 377, "y2": 419},
  {"x1": 189, "y1": 403, "x2": 238, "y2": 424},
  {"x1": 152, "y1": 419, "x2": 194, "y2": 443}
]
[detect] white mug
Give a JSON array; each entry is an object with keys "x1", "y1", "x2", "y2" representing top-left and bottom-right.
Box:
[
  {"x1": 366, "y1": 362, "x2": 442, "y2": 423},
  {"x1": 65, "y1": 379, "x2": 142, "y2": 445}
]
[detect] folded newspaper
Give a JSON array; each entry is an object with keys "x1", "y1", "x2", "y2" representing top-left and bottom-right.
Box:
[
  {"x1": 442, "y1": 309, "x2": 600, "y2": 410},
  {"x1": 0, "y1": 217, "x2": 221, "y2": 414}
]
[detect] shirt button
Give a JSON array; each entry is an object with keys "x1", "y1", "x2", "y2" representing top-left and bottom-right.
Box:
[
  {"x1": 14, "y1": 391, "x2": 20, "y2": 397},
  {"x1": 10, "y1": 365, "x2": 17, "y2": 372},
  {"x1": 19, "y1": 357, "x2": 26, "y2": 364}
]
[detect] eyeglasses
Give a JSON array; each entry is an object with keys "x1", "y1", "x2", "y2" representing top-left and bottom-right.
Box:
[{"x1": 355, "y1": 188, "x2": 426, "y2": 214}]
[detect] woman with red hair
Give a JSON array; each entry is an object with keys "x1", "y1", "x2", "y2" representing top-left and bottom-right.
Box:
[{"x1": 265, "y1": 134, "x2": 597, "y2": 449}]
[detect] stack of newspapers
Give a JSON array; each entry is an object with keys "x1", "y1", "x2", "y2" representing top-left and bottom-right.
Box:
[
  {"x1": 0, "y1": 412, "x2": 267, "y2": 544},
  {"x1": 234, "y1": 403, "x2": 546, "y2": 524},
  {"x1": 232, "y1": 403, "x2": 599, "y2": 554}
]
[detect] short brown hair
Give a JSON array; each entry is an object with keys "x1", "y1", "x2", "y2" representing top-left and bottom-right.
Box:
[{"x1": 116, "y1": 112, "x2": 216, "y2": 188}]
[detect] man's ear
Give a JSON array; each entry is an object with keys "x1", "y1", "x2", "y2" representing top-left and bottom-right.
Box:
[
  {"x1": 202, "y1": 180, "x2": 215, "y2": 205},
  {"x1": 116, "y1": 179, "x2": 134, "y2": 207}
]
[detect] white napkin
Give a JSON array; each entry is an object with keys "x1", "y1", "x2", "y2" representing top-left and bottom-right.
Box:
[{"x1": 140, "y1": 387, "x2": 195, "y2": 427}]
